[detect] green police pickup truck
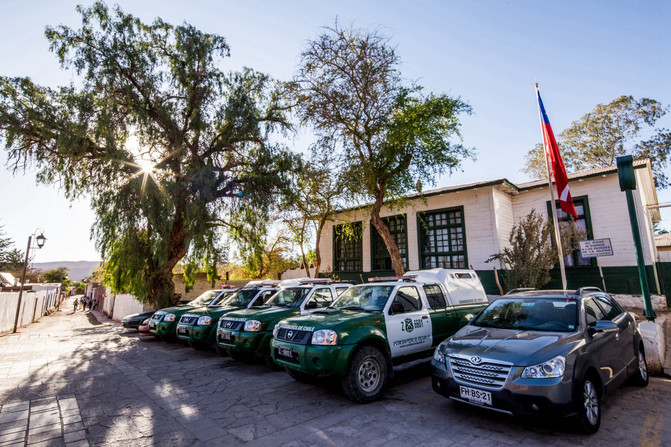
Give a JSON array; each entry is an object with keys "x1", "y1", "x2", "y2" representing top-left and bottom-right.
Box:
[
  {"x1": 270, "y1": 268, "x2": 489, "y2": 403},
  {"x1": 176, "y1": 282, "x2": 279, "y2": 351},
  {"x1": 149, "y1": 289, "x2": 229, "y2": 341},
  {"x1": 216, "y1": 279, "x2": 353, "y2": 368}
]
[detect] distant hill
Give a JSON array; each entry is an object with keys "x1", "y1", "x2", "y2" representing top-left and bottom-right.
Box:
[{"x1": 32, "y1": 261, "x2": 102, "y2": 281}]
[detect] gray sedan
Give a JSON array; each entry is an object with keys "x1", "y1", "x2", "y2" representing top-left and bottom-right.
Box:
[{"x1": 431, "y1": 288, "x2": 648, "y2": 434}]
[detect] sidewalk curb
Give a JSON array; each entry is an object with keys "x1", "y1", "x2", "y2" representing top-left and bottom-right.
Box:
[{"x1": 88, "y1": 309, "x2": 120, "y2": 327}]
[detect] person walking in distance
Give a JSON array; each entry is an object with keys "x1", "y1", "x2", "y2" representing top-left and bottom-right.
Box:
[{"x1": 73, "y1": 298, "x2": 78, "y2": 312}]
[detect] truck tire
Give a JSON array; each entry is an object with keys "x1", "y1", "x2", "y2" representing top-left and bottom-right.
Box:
[{"x1": 341, "y1": 346, "x2": 387, "y2": 403}]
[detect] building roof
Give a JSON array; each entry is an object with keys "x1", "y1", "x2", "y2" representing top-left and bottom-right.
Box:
[
  {"x1": 337, "y1": 158, "x2": 655, "y2": 214},
  {"x1": 655, "y1": 232, "x2": 671, "y2": 248}
]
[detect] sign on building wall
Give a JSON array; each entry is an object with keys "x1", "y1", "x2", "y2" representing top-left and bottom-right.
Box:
[{"x1": 579, "y1": 238, "x2": 614, "y2": 258}]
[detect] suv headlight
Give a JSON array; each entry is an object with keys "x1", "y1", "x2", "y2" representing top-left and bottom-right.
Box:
[
  {"x1": 433, "y1": 346, "x2": 446, "y2": 364},
  {"x1": 521, "y1": 355, "x2": 565, "y2": 379},
  {"x1": 244, "y1": 320, "x2": 262, "y2": 332},
  {"x1": 311, "y1": 329, "x2": 337, "y2": 345},
  {"x1": 164, "y1": 313, "x2": 176, "y2": 322},
  {"x1": 197, "y1": 316, "x2": 212, "y2": 326},
  {"x1": 273, "y1": 326, "x2": 280, "y2": 338}
]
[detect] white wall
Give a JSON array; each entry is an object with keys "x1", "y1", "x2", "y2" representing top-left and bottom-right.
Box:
[
  {"x1": 0, "y1": 284, "x2": 61, "y2": 333},
  {"x1": 320, "y1": 165, "x2": 657, "y2": 275},
  {"x1": 111, "y1": 293, "x2": 144, "y2": 321}
]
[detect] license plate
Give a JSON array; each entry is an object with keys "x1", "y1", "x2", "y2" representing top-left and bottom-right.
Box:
[
  {"x1": 178, "y1": 326, "x2": 187, "y2": 334},
  {"x1": 277, "y1": 346, "x2": 293, "y2": 358},
  {"x1": 220, "y1": 331, "x2": 232, "y2": 341},
  {"x1": 460, "y1": 386, "x2": 492, "y2": 406}
]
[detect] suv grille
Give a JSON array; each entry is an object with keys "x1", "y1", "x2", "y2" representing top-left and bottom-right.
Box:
[
  {"x1": 180, "y1": 315, "x2": 198, "y2": 324},
  {"x1": 448, "y1": 356, "x2": 512, "y2": 390},
  {"x1": 275, "y1": 328, "x2": 312, "y2": 345},
  {"x1": 219, "y1": 319, "x2": 243, "y2": 331}
]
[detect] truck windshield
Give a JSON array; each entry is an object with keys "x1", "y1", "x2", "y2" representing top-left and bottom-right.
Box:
[
  {"x1": 222, "y1": 289, "x2": 264, "y2": 307},
  {"x1": 188, "y1": 290, "x2": 221, "y2": 307},
  {"x1": 332, "y1": 285, "x2": 394, "y2": 312},
  {"x1": 266, "y1": 287, "x2": 310, "y2": 308},
  {"x1": 472, "y1": 298, "x2": 578, "y2": 332},
  {"x1": 208, "y1": 290, "x2": 237, "y2": 306}
]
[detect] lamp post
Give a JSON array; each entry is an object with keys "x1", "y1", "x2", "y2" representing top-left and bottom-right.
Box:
[{"x1": 12, "y1": 230, "x2": 47, "y2": 333}]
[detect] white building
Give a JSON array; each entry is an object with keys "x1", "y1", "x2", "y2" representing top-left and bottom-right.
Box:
[{"x1": 318, "y1": 159, "x2": 666, "y2": 297}]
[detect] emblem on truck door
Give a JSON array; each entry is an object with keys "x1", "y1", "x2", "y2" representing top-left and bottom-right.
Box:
[{"x1": 404, "y1": 318, "x2": 414, "y2": 333}]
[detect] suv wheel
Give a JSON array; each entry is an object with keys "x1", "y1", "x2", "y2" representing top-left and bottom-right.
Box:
[
  {"x1": 341, "y1": 346, "x2": 387, "y2": 403},
  {"x1": 630, "y1": 345, "x2": 649, "y2": 387},
  {"x1": 575, "y1": 373, "x2": 601, "y2": 434}
]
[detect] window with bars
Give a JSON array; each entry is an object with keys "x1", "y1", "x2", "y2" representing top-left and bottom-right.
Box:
[
  {"x1": 333, "y1": 222, "x2": 363, "y2": 272},
  {"x1": 547, "y1": 196, "x2": 593, "y2": 267},
  {"x1": 371, "y1": 215, "x2": 408, "y2": 271},
  {"x1": 418, "y1": 207, "x2": 467, "y2": 269}
]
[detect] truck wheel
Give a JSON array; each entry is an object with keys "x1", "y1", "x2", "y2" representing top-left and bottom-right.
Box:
[
  {"x1": 629, "y1": 345, "x2": 649, "y2": 387},
  {"x1": 574, "y1": 373, "x2": 601, "y2": 434},
  {"x1": 341, "y1": 346, "x2": 387, "y2": 403}
]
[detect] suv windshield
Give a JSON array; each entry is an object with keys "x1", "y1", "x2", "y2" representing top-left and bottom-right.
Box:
[
  {"x1": 332, "y1": 285, "x2": 394, "y2": 312},
  {"x1": 472, "y1": 297, "x2": 578, "y2": 332},
  {"x1": 265, "y1": 287, "x2": 310, "y2": 308},
  {"x1": 188, "y1": 290, "x2": 222, "y2": 307},
  {"x1": 222, "y1": 288, "x2": 268, "y2": 307}
]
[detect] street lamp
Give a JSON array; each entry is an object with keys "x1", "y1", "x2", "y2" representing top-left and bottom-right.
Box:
[{"x1": 12, "y1": 229, "x2": 47, "y2": 333}]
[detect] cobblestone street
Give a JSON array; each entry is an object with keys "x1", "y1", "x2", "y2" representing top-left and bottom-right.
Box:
[{"x1": 1, "y1": 297, "x2": 670, "y2": 447}]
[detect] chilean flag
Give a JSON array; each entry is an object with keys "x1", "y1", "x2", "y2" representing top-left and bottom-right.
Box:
[{"x1": 536, "y1": 87, "x2": 578, "y2": 220}]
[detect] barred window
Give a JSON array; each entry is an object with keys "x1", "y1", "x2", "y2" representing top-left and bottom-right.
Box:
[
  {"x1": 418, "y1": 208, "x2": 467, "y2": 269},
  {"x1": 548, "y1": 196, "x2": 593, "y2": 267},
  {"x1": 333, "y1": 222, "x2": 363, "y2": 272},
  {"x1": 371, "y1": 215, "x2": 408, "y2": 271}
]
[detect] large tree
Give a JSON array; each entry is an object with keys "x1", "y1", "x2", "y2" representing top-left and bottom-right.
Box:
[
  {"x1": 282, "y1": 147, "x2": 349, "y2": 277},
  {"x1": 294, "y1": 25, "x2": 473, "y2": 276},
  {"x1": 0, "y1": 2, "x2": 296, "y2": 307},
  {"x1": 524, "y1": 96, "x2": 670, "y2": 188}
]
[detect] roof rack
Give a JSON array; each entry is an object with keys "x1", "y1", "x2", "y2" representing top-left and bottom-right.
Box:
[
  {"x1": 577, "y1": 287, "x2": 602, "y2": 295},
  {"x1": 297, "y1": 278, "x2": 332, "y2": 285},
  {"x1": 368, "y1": 275, "x2": 417, "y2": 283},
  {"x1": 505, "y1": 288, "x2": 536, "y2": 295}
]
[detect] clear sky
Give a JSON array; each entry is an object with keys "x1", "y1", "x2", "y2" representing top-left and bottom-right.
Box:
[{"x1": 1, "y1": 0, "x2": 669, "y2": 262}]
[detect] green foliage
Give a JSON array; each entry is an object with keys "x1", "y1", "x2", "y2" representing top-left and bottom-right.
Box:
[
  {"x1": 41, "y1": 267, "x2": 69, "y2": 283},
  {"x1": 0, "y1": 223, "x2": 24, "y2": 273},
  {"x1": 487, "y1": 210, "x2": 585, "y2": 292},
  {"x1": 524, "y1": 96, "x2": 670, "y2": 188},
  {"x1": 0, "y1": 3, "x2": 297, "y2": 308},
  {"x1": 294, "y1": 24, "x2": 473, "y2": 275}
]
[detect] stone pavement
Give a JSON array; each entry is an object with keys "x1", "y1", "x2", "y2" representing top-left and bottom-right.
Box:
[{"x1": 1, "y1": 296, "x2": 671, "y2": 447}]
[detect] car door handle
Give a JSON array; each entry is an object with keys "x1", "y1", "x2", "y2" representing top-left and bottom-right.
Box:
[
  {"x1": 422, "y1": 316, "x2": 429, "y2": 320},
  {"x1": 444, "y1": 312, "x2": 452, "y2": 317}
]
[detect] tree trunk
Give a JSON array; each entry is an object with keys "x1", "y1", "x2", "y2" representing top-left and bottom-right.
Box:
[
  {"x1": 370, "y1": 198, "x2": 405, "y2": 276},
  {"x1": 150, "y1": 208, "x2": 190, "y2": 308},
  {"x1": 314, "y1": 218, "x2": 326, "y2": 278}
]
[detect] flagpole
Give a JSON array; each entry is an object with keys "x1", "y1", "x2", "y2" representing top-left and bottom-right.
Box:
[{"x1": 535, "y1": 83, "x2": 568, "y2": 290}]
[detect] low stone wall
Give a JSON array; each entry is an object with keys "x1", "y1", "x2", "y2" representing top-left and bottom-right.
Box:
[{"x1": 613, "y1": 294, "x2": 667, "y2": 312}]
